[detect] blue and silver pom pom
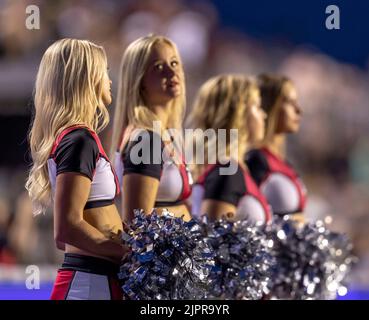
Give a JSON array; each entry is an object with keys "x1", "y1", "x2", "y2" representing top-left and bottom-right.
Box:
[{"x1": 119, "y1": 209, "x2": 215, "y2": 300}]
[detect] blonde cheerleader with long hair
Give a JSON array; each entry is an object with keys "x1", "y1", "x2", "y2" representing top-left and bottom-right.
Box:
[
  {"x1": 111, "y1": 34, "x2": 192, "y2": 223},
  {"x1": 187, "y1": 75, "x2": 271, "y2": 224},
  {"x1": 245, "y1": 74, "x2": 307, "y2": 224},
  {"x1": 26, "y1": 39, "x2": 129, "y2": 300}
]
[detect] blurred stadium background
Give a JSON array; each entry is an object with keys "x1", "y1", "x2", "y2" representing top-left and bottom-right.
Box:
[{"x1": 0, "y1": 0, "x2": 369, "y2": 299}]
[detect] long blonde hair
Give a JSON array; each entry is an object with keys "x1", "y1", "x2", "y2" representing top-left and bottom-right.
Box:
[
  {"x1": 111, "y1": 34, "x2": 186, "y2": 158},
  {"x1": 26, "y1": 38, "x2": 110, "y2": 215},
  {"x1": 186, "y1": 74, "x2": 258, "y2": 180}
]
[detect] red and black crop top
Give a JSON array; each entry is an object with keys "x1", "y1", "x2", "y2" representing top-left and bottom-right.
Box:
[
  {"x1": 47, "y1": 125, "x2": 120, "y2": 209},
  {"x1": 114, "y1": 129, "x2": 192, "y2": 207},
  {"x1": 191, "y1": 161, "x2": 272, "y2": 224},
  {"x1": 245, "y1": 147, "x2": 307, "y2": 216}
]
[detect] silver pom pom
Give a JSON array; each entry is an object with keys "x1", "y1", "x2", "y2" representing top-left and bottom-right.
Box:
[
  {"x1": 265, "y1": 216, "x2": 357, "y2": 300},
  {"x1": 200, "y1": 217, "x2": 275, "y2": 300},
  {"x1": 119, "y1": 209, "x2": 215, "y2": 300}
]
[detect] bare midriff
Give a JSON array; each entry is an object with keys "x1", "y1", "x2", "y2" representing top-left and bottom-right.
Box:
[
  {"x1": 65, "y1": 204, "x2": 123, "y2": 263},
  {"x1": 156, "y1": 204, "x2": 192, "y2": 222},
  {"x1": 289, "y1": 212, "x2": 305, "y2": 226}
]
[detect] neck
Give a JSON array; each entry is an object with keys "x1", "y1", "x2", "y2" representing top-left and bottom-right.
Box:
[
  {"x1": 264, "y1": 134, "x2": 285, "y2": 159},
  {"x1": 149, "y1": 101, "x2": 171, "y2": 129}
]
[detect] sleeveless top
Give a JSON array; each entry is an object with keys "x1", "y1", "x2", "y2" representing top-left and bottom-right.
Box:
[
  {"x1": 47, "y1": 125, "x2": 119, "y2": 209},
  {"x1": 245, "y1": 147, "x2": 307, "y2": 216},
  {"x1": 114, "y1": 129, "x2": 192, "y2": 207},
  {"x1": 192, "y1": 161, "x2": 271, "y2": 224}
]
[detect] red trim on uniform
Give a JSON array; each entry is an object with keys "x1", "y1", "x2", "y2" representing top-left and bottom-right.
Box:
[
  {"x1": 50, "y1": 124, "x2": 88, "y2": 158},
  {"x1": 242, "y1": 170, "x2": 272, "y2": 223},
  {"x1": 197, "y1": 162, "x2": 272, "y2": 223},
  {"x1": 197, "y1": 164, "x2": 217, "y2": 185},
  {"x1": 88, "y1": 130, "x2": 106, "y2": 157},
  {"x1": 89, "y1": 130, "x2": 121, "y2": 196},
  {"x1": 178, "y1": 163, "x2": 191, "y2": 201},
  {"x1": 176, "y1": 154, "x2": 191, "y2": 201},
  {"x1": 260, "y1": 148, "x2": 306, "y2": 212},
  {"x1": 50, "y1": 270, "x2": 75, "y2": 300},
  {"x1": 0, "y1": 248, "x2": 17, "y2": 264},
  {"x1": 108, "y1": 277, "x2": 123, "y2": 300},
  {"x1": 299, "y1": 185, "x2": 306, "y2": 212},
  {"x1": 50, "y1": 125, "x2": 120, "y2": 196}
]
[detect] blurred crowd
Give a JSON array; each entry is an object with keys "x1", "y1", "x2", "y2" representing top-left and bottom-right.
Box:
[{"x1": 0, "y1": 0, "x2": 368, "y2": 285}]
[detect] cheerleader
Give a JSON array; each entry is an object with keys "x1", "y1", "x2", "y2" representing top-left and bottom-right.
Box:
[
  {"x1": 245, "y1": 74, "x2": 307, "y2": 224},
  {"x1": 26, "y1": 39, "x2": 129, "y2": 300},
  {"x1": 111, "y1": 35, "x2": 192, "y2": 223},
  {"x1": 188, "y1": 75, "x2": 271, "y2": 224}
]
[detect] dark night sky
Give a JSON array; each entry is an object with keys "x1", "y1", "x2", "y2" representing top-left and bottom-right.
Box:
[{"x1": 210, "y1": 0, "x2": 369, "y2": 69}]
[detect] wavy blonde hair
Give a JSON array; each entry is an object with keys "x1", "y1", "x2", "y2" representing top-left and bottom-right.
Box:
[
  {"x1": 111, "y1": 34, "x2": 186, "y2": 158},
  {"x1": 186, "y1": 74, "x2": 259, "y2": 180},
  {"x1": 26, "y1": 38, "x2": 109, "y2": 215}
]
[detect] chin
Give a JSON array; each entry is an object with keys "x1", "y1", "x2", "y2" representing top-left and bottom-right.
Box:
[
  {"x1": 103, "y1": 96, "x2": 112, "y2": 107},
  {"x1": 287, "y1": 126, "x2": 299, "y2": 134},
  {"x1": 166, "y1": 87, "x2": 181, "y2": 98}
]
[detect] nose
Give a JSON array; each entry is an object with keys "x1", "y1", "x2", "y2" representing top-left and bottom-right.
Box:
[
  {"x1": 295, "y1": 104, "x2": 302, "y2": 116},
  {"x1": 262, "y1": 109, "x2": 267, "y2": 119},
  {"x1": 164, "y1": 64, "x2": 176, "y2": 78}
]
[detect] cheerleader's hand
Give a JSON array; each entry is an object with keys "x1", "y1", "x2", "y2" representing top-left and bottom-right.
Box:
[
  {"x1": 109, "y1": 229, "x2": 123, "y2": 243},
  {"x1": 222, "y1": 211, "x2": 235, "y2": 221},
  {"x1": 122, "y1": 221, "x2": 130, "y2": 234},
  {"x1": 290, "y1": 213, "x2": 305, "y2": 228},
  {"x1": 108, "y1": 229, "x2": 131, "y2": 263},
  {"x1": 120, "y1": 243, "x2": 131, "y2": 263}
]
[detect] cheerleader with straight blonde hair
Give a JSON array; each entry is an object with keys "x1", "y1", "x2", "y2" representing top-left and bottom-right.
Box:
[
  {"x1": 112, "y1": 34, "x2": 192, "y2": 223},
  {"x1": 188, "y1": 75, "x2": 271, "y2": 224},
  {"x1": 26, "y1": 38, "x2": 128, "y2": 300}
]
